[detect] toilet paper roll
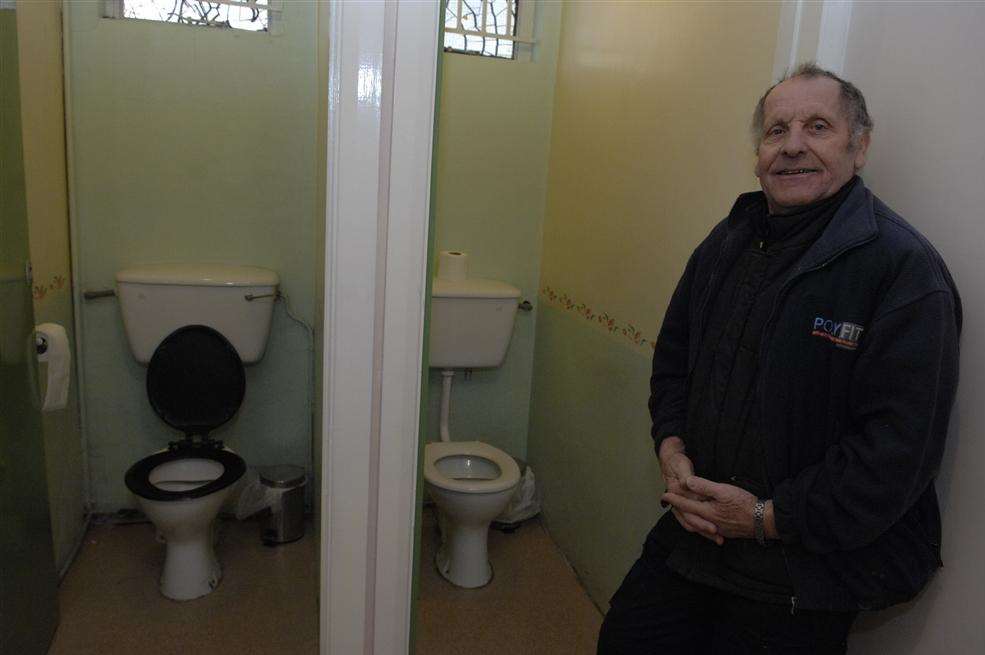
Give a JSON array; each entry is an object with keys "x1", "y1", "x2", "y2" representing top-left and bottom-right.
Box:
[
  {"x1": 437, "y1": 250, "x2": 469, "y2": 281},
  {"x1": 36, "y1": 322, "x2": 71, "y2": 412}
]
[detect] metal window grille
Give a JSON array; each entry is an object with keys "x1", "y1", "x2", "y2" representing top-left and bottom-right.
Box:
[
  {"x1": 444, "y1": 0, "x2": 532, "y2": 59},
  {"x1": 104, "y1": 0, "x2": 281, "y2": 33}
]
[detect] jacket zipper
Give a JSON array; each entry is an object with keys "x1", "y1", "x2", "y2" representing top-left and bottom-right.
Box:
[
  {"x1": 757, "y1": 234, "x2": 876, "y2": 611},
  {"x1": 758, "y1": 234, "x2": 878, "y2": 456}
]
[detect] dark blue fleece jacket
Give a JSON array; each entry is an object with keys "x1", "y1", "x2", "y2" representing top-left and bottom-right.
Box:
[{"x1": 648, "y1": 180, "x2": 961, "y2": 611}]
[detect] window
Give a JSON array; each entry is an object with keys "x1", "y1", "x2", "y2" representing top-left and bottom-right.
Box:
[
  {"x1": 444, "y1": 0, "x2": 530, "y2": 60},
  {"x1": 104, "y1": 0, "x2": 278, "y2": 33}
]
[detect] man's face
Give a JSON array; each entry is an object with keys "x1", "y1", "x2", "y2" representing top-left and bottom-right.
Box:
[{"x1": 754, "y1": 76, "x2": 869, "y2": 213}]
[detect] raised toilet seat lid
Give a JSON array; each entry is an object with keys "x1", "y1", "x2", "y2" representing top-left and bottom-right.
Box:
[
  {"x1": 424, "y1": 441, "x2": 520, "y2": 494},
  {"x1": 146, "y1": 325, "x2": 246, "y2": 436},
  {"x1": 125, "y1": 445, "x2": 246, "y2": 502}
]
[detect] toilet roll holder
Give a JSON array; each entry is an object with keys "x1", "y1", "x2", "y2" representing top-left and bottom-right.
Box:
[{"x1": 35, "y1": 332, "x2": 49, "y2": 355}]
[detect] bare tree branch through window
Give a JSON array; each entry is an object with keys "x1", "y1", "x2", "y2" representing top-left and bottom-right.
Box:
[
  {"x1": 111, "y1": 0, "x2": 270, "y2": 33},
  {"x1": 444, "y1": 0, "x2": 519, "y2": 59}
]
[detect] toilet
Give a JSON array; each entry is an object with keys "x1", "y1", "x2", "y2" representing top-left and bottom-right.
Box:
[
  {"x1": 423, "y1": 273, "x2": 523, "y2": 588},
  {"x1": 117, "y1": 264, "x2": 278, "y2": 601},
  {"x1": 425, "y1": 440, "x2": 520, "y2": 588}
]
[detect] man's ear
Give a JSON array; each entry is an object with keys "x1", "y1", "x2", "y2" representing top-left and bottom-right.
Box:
[{"x1": 853, "y1": 132, "x2": 871, "y2": 171}]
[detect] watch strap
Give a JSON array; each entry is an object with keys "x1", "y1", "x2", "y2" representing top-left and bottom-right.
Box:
[{"x1": 753, "y1": 499, "x2": 767, "y2": 546}]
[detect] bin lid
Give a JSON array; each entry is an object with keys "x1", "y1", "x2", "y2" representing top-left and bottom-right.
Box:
[{"x1": 258, "y1": 465, "x2": 306, "y2": 488}]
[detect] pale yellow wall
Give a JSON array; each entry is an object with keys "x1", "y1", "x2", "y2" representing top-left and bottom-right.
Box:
[
  {"x1": 529, "y1": 0, "x2": 782, "y2": 608},
  {"x1": 17, "y1": 1, "x2": 69, "y2": 295},
  {"x1": 16, "y1": 0, "x2": 87, "y2": 575},
  {"x1": 539, "y1": 0, "x2": 780, "y2": 349},
  {"x1": 0, "y1": 9, "x2": 28, "y2": 267}
]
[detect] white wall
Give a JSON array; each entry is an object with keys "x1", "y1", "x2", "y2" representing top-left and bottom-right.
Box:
[{"x1": 830, "y1": 3, "x2": 985, "y2": 653}]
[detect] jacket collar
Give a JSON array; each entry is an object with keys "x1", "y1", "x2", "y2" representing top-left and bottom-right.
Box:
[{"x1": 726, "y1": 179, "x2": 878, "y2": 271}]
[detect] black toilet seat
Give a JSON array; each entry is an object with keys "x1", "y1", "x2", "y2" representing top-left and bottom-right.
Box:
[
  {"x1": 126, "y1": 325, "x2": 248, "y2": 501},
  {"x1": 125, "y1": 444, "x2": 246, "y2": 502},
  {"x1": 146, "y1": 325, "x2": 246, "y2": 435}
]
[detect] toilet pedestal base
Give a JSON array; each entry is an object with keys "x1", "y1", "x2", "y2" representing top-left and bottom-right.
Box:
[
  {"x1": 435, "y1": 522, "x2": 493, "y2": 589},
  {"x1": 159, "y1": 532, "x2": 222, "y2": 601}
]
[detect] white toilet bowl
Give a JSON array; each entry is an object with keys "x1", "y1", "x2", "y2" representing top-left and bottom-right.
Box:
[
  {"x1": 126, "y1": 446, "x2": 245, "y2": 600},
  {"x1": 423, "y1": 440, "x2": 520, "y2": 588}
]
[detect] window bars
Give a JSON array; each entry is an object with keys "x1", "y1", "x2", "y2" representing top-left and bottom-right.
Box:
[
  {"x1": 444, "y1": 0, "x2": 532, "y2": 59},
  {"x1": 104, "y1": 0, "x2": 281, "y2": 33}
]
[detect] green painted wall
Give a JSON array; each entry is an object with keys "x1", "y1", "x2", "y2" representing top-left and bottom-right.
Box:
[
  {"x1": 34, "y1": 288, "x2": 84, "y2": 572},
  {"x1": 528, "y1": 304, "x2": 662, "y2": 603},
  {"x1": 528, "y1": 1, "x2": 782, "y2": 609},
  {"x1": 427, "y1": 1, "x2": 562, "y2": 460},
  {"x1": 65, "y1": 2, "x2": 318, "y2": 510}
]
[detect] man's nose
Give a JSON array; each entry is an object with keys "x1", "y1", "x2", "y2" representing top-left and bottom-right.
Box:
[{"x1": 781, "y1": 126, "x2": 807, "y2": 156}]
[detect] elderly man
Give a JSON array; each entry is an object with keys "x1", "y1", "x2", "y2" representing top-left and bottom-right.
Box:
[{"x1": 597, "y1": 63, "x2": 961, "y2": 654}]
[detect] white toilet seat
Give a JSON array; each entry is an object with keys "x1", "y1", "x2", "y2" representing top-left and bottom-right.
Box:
[{"x1": 424, "y1": 441, "x2": 520, "y2": 494}]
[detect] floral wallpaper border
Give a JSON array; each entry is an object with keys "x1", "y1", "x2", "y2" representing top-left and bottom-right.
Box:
[
  {"x1": 540, "y1": 286, "x2": 656, "y2": 351},
  {"x1": 33, "y1": 273, "x2": 68, "y2": 302}
]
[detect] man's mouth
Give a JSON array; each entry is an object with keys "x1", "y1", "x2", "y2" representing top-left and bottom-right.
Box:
[{"x1": 776, "y1": 168, "x2": 819, "y2": 176}]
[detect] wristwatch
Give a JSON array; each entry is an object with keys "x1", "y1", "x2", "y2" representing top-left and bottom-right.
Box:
[{"x1": 753, "y1": 499, "x2": 767, "y2": 547}]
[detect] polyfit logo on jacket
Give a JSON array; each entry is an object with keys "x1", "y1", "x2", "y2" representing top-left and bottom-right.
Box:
[{"x1": 811, "y1": 316, "x2": 864, "y2": 350}]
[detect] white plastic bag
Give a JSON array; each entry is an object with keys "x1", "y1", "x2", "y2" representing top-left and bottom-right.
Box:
[
  {"x1": 234, "y1": 468, "x2": 287, "y2": 520},
  {"x1": 495, "y1": 466, "x2": 541, "y2": 524}
]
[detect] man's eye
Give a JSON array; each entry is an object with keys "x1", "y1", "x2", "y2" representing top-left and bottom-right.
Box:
[
  {"x1": 811, "y1": 122, "x2": 828, "y2": 131},
  {"x1": 767, "y1": 127, "x2": 785, "y2": 137}
]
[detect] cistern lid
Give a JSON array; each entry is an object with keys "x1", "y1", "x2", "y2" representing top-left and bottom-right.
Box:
[
  {"x1": 432, "y1": 277, "x2": 521, "y2": 299},
  {"x1": 116, "y1": 263, "x2": 279, "y2": 287},
  {"x1": 146, "y1": 325, "x2": 245, "y2": 435}
]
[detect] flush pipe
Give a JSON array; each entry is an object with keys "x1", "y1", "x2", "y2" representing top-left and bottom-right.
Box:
[{"x1": 439, "y1": 369, "x2": 455, "y2": 442}]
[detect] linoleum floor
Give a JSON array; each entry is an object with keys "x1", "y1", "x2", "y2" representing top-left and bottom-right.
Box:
[
  {"x1": 47, "y1": 518, "x2": 318, "y2": 655},
  {"x1": 415, "y1": 507, "x2": 603, "y2": 654},
  {"x1": 48, "y1": 509, "x2": 602, "y2": 655}
]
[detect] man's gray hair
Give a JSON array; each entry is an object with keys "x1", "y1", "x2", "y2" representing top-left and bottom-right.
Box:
[{"x1": 751, "y1": 62, "x2": 873, "y2": 149}]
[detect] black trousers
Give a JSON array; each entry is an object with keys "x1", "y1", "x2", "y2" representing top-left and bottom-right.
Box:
[{"x1": 597, "y1": 557, "x2": 856, "y2": 655}]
